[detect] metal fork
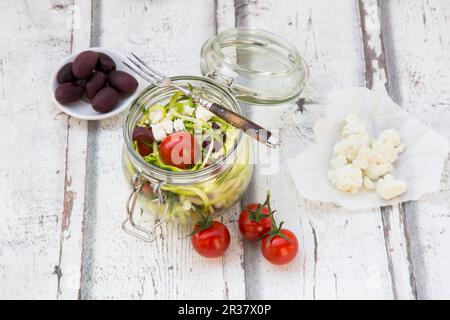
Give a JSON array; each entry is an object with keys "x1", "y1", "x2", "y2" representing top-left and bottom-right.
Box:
[{"x1": 123, "y1": 52, "x2": 280, "y2": 148}]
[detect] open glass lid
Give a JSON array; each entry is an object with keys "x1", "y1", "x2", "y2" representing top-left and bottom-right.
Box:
[{"x1": 200, "y1": 28, "x2": 309, "y2": 105}]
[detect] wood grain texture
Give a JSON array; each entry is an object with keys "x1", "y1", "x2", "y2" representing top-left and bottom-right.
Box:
[
  {"x1": 359, "y1": 0, "x2": 417, "y2": 300},
  {"x1": 236, "y1": 0, "x2": 396, "y2": 299},
  {"x1": 80, "y1": 0, "x2": 245, "y2": 299},
  {"x1": 236, "y1": 0, "x2": 367, "y2": 104},
  {"x1": 380, "y1": 0, "x2": 450, "y2": 299},
  {"x1": 0, "y1": 0, "x2": 73, "y2": 299},
  {"x1": 1, "y1": 0, "x2": 449, "y2": 300},
  {"x1": 56, "y1": 0, "x2": 91, "y2": 300}
]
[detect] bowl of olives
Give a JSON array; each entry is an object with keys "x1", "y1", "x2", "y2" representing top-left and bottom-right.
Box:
[{"x1": 50, "y1": 47, "x2": 140, "y2": 120}]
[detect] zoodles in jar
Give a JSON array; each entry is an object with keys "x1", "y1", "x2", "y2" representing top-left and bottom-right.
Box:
[{"x1": 123, "y1": 79, "x2": 253, "y2": 223}]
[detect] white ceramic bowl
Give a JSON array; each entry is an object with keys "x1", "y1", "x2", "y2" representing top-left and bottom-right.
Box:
[{"x1": 50, "y1": 47, "x2": 141, "y2": 120}]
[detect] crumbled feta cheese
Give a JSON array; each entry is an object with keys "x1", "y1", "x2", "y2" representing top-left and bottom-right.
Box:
[
  {"x1": 182, "y1": 105, "x2": 195, "y2": 116},
  {"x1": 333, "y1": 133, "x2": 370, "y2": 161},
  {"x1": 329, "y1": 164, "x2": 363, "y2": 194},
  {"x1": 160, "y1": 118, "x2": 174, "y2": 134},
  {"x1": 182, "y1": 200, "x2": 192, "y2": 211},
  {"x1": 364, "y1": 177, "x2": 375, "y2": 190},
  {"x1": 150, "y1": 109, "x2": 164, "y2": 123},
  {"x1": 365, "y1": 161, "x2": 393, "y2": 180},
  {"x1": 397, "y1": 144, "x2": 405, "y2": 154},
  {"x1": 352, "y1": 146, "x2": 372, "y2": 169},
  {"x1": 330, "y1": 154, "x2": 347, "y2": 168},
  {"x1": 375, "y1": 129, "x2": 401, "y2": 147},
  {"x1": 195, "y1": 105, "x2": 214, "y2": 121},
  {"x1": 151, "y1": 123, "x2": 167, "y2": 142},
  {"x1": 376, "y1": 174, "x2": 407, "y2": 200},
  {"x1": 371, "y1": 144, "x2": 396, "y2": 163},
  {"x1": 173, "y1": 119, "x2": 185, "y2": 132},
  {"x1": 329, "y1": 114, "x2": 407, "y2": 200}
]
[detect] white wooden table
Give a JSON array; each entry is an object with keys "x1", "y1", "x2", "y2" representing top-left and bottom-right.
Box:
[{"x1": 1, "y1": 0, "x2": 449, "y2": 300}]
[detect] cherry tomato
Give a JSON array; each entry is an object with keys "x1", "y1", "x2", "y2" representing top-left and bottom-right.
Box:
[
  {"x1": 239, "y1": 192, "x2": 273, "y2": 241},
  {"x1": 160, "y1": 132, "x2": 199, "y2": 169},
  {"x1": 191, "y1": 221, "x2": 230, "y2": 258},
  {"x1": 261, "y1": 228, "x2": 298, "y2": 265},
  {"x1": 141, "y1": 182, "x2": 154, "y2": 196}
]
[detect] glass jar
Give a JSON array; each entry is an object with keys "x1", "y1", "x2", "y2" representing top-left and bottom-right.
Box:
[
  {"x1": 200, "y1": 28, "x2": 308, "y2": 127},
  {"x1": 122, "y1": 28, "x2": 307, "y2": 241},
  {"x1": 122, "y1": 76, "x2": 253, "y2": 241}
]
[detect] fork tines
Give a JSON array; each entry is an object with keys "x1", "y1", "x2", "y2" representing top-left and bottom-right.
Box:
[{"x1": 122, "y1": 52, "x2": 166, "y2": 85}]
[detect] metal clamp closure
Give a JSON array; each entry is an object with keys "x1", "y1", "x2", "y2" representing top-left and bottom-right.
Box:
[{"x1": 122, "y1": 173, "x2": 168, "y2": 242}]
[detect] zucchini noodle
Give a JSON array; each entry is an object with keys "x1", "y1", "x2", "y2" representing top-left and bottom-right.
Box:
[{"x1": 124, "y1": 89, "x2": 253, "y2": 222}]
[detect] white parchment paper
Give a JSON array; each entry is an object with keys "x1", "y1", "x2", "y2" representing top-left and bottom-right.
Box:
[{"x1": 287, "y1": 87, "x2": 449, "y2": 210}]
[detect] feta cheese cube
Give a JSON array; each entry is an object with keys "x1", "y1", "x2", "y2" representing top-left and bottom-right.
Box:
[
  {"x1": 151, "y1": 123, "x2": 167, "y2": 142},
  {"x1": 375, "y1": 129, "x2": 401, "y2": 147},
  {"x1": 333, "y1": 134, "x2": 370, "y2": 161},
  {"x1": 353, "y1": 146, "x2": 372, "y2": 169},
  {"x1": 160, "y1": 118, "x2": 174, "y2": 134},
  {"x1": 330, "y1": 154, "x2": 347, "y2": 168},
  {"x1": 150, "y1": 109, "x2": 164, "y2": 124},
  {"x1": 376, "y1": 174, "x2": 407, "y2": 200},
  {"x1": 195, "y1": 105, "x2": 214, "y2": 121},
  {"x1": 329, "y1": 164, "x2": 363, "y2": 194},
  {"x1": 365, "y1": 161, "x2": 393, "y2": 180},
  {"x1": 173, "y1": 119, "x2": 185, "y2": 132},
  {"x1": 363, "y1": 177, "x2": 375, "y2": 190},
  {"x1": 182, "y1": 105, "x2": 195, "y2": 116},
  {"x1": 371, "y1": 145, "x2": 395, "y2": 163},
  {"x1": 397, "y1": 144, "x2": 405, "y2": 154}
]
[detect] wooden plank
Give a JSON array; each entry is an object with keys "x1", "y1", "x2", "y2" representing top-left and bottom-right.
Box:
[
  {"x1": 380, "y1": 0, "x2": 450, "y2": 299},
  {"x1": 235, "y1": 0, "x2": 394, "y2": 299},
  {"x1": 80, "y1": 0, "x2": 245, "y2": 299},
  {"x1": 358, "y1": 0, "x2": 417, "y2": 300},
  {"x1": 56, "y1": 0, "x2": 91, "y2": 300},
  {"x1": 236, "y1": 0, "x2": 367, "y2": 104},
  {"x1": 0, "y1": 0, "x2": 73, "y2": 299},
  {"x1": 216, "y1": 0, "x2": 236, "y2": 33},
  {"x1": 214, "y1": 0, "x2": 247, "y2": 300}
]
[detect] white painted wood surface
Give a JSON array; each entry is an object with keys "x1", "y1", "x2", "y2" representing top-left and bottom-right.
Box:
[
  {"x1": 380, "y1": 0, "x2": 450, "y2": 299},
  {"x1": 359, "y1": 0, "x2": 417, "y2": 300},
  {"x1": 0, "y1": 0, "x2": 449, "y2": 300}
]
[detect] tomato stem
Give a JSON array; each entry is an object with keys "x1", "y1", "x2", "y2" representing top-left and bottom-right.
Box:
[
  {"x1": 264, "y1": 198, "x2": 291, "y2": 242},
  {"x1": 188, "y1": 212, "x2": 214, "y2": 237},
  {"x1": 246, "y1": 191, "x2": 274, "y2": 223}
]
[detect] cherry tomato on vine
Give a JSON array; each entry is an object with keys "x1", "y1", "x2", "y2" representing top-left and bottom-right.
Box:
[
  {"x1": 191, "y1": 217, "x2": 230, "y2": 258},
  {"x1": 160, "y1": 132, "x2": 199, "y2": 169},
  {"x1": 261, "y1": 225, "x2": 298, "y2": 265},
  {"x1": 239, "y1": 192, "x2": 273, "y2": 241}
]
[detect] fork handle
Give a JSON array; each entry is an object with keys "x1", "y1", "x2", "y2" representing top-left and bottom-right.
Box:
[{"x1": 208, "y1": 103, "x2": 280, "y2": 148}]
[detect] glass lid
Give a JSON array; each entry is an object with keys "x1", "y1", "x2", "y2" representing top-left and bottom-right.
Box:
[{"x1": 200, "y1": 28, "x2": 309, "y2": 105}]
